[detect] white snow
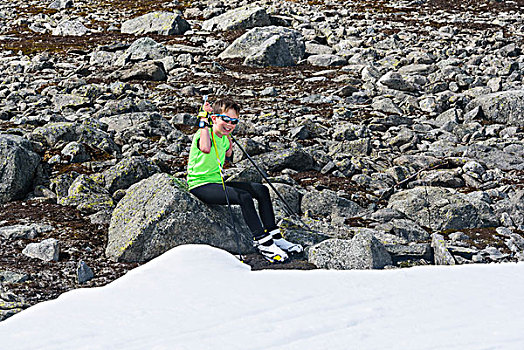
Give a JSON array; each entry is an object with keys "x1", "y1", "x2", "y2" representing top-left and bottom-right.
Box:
[{"x1": 1, "y1": 244, "x2": 523, "y2": 350}]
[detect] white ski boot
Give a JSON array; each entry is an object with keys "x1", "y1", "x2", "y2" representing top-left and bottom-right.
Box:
[
  {"x1": 253, "y1": 233, "x2": 288, "y2": 263},
  {"x1": 269, "y1": 229, "x2": 304, "y2": 254}
]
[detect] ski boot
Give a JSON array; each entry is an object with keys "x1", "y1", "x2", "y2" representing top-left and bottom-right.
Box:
[
  {"x1": 269, "y1": 229, "x2": 304, "y2": 254},
  {"x1": 253, "y1": 233, "x2": 288, "y2": 263}
]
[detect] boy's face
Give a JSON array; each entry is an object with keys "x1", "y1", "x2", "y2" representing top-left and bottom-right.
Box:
[{"x1": 212, "y1": 108, "x2": 239, "y2": 137}]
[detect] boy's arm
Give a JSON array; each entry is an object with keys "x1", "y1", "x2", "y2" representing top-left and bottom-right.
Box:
[{"x1": 198, "y1": 102, "x2": 213, "y2": 153}]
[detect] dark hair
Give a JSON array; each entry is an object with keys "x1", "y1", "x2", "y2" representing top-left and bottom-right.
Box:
[{"x1": 212, "y1": 98, "x2": 240, "y2": 115}]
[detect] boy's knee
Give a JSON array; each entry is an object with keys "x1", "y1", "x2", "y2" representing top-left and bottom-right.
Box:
[
  {"x1": 253, "y1": 182, "x2": 269, "y2": 195},
  {"x1": 238, "y1": 191, "x2": 254, "y2": 205}
]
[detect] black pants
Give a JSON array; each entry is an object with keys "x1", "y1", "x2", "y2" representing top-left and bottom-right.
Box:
[{"x1": 190, "y1": 182, "x2": 277, "y2": 239}]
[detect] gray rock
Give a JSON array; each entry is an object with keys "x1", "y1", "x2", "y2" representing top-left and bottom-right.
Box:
[
  {"x1": 466, "y1": 90, "x2": 524, "y2": 127},
  {"x1": 302, "y1": 189, "x2": 362, "y2": 218},
  {"x1": 463, "y1": 142, "x2": 524, "y2": 171},
  {"x1": 30, "y1": 122, "x2": 120, "y2": 156},
  {"x1": 58, "y1": 174, "x2": 114, "y2": 214},
  {"x1": 0, "y1": 270, "x2": 28, "y2": 283},
  {"x1": 61, "y1": 141, "x2": 90, "y2": 163},
  {"x1": 462, "y1": 160, "x2": 485, "y2": 176},
  {"x1": 121, "y1": 11, "x2": 190, "y2": 36},
  {"x1": 0, "y1": 286, "x2": 27, "y2": 321},
  {"x1": 370, "y1": 208, "x2": 406, "y2": 223},
  {"x1": 328, "y1": 138, "x2": 371, "y2": 157},
  {"x1": 51, "y1": 172, "x2": 80, "y2": 199},
  {"x1": 481, "y1": 246, "x2": 509, "y2": 261},
  {"x1": 0, "y1": 224, "x2": 53, "y2": 240},
  {"x1": 384, "y1": 243, "x2": 432, "y2": 262},
  {"x1": 418, "y1": 169, "x2": 465, "y2": 188},
  {"x1": 88, "y1": 209, "x2": 113, "y2": 226},
  {"x1": 219, "y1": 26, "x2": 305, "y2": 66},
  {"x1": 77, "y1": 261, "x2": 94, "y2": 284},
  {"x1": 105, "y1": 174, "x2": 253, "y2": 262},
  {"x1": 371, "y1": 97, "x2": 403, "y2": 115},
  {"x1": 115, "y1": 37, "x2": 169, "y2": 66},
  {"x1": 22, "y1": 238, "x2": 60, "y2": 262},
  {"x1": 388, "y1": 128, "x2": 418, "y2": 149},
  {"x1": 398, "y1": 64, "x2": 436, "y2": 75},
  {"x1": 378, "y1": 71, "x2": 416, "y2": 92},
  {"x1": 119, "y1": 61, "x2": 167, "y2": 81},
  {"x1": 393, "y1": 154, "x2": 440, "y2": 171},
  {"x1": 375, "y1": 219, "x2": 430, "y2": 242},
  {"x1": 49, "y1": 0, "x2": 74, "y2": 9},
  {"x1": 0, "y1": 134, "x2": 40, "y2": 204},
  {"x1": 305, "y1": 42, "x2": 334, "y2": 55},
  {"x1": 52, "y1": 93, "x2": 91, "y2": 111},
  {"x1": 242, "y1": 147, "x2": 315, "y2": 173},
  {"x1": 307, "y1": 231, "x2": 392, "y2": 270},
  {"x1": 202, "y1": 6, "x2": 271, "y2": 32},
  {"x1": 244, "y1": 34, "x2": 296, "y2": 67},
  {"x1": 307, "y1": 54, "x2": 347, "y2": 67},
  {"x1": 94, "y1": 98, "x2": 139, "y2": 118},
  {"x1": 225, "y1": 167, "x2": 263, "y2": 183},
  {"x1": 388, "y1": 186, "x2": 498, "y2": 231},
  {"x1": 447, "y1": 246, "x2": 478, "y2": 261},
  {"x1": 52, "y1": 19, "x2": 89, "y2": 36},
  {"x1": 431, "y1": 233, "x2": 455, "y2": 265},
  {"x1": 99, "y1": 112, "x2": 173, "y2": 144},
  {"x1": 96, "y1": 156, "x2": 160, "y2": 194},
  {"x1": 505, "y1": 233, "x2": 524, "y2": 253},
  {"x1": 494, "y1": 190, "x2": 524, "y2": 229},
  {"x1": 449, "y1": 231, "x2": 470, "y2": 241},
  {"x1": 268, "y1": 183, "x2": 301, "y2": 220}
]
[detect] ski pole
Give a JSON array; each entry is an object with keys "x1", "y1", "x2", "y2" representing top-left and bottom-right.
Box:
[{"x1": 230, "y1": 135, "x2": 312, "y2": 231}]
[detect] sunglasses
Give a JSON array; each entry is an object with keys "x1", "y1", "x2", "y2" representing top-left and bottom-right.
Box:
[{"x1": 214, "y1": 114, "x2": 239, "y2": 125}]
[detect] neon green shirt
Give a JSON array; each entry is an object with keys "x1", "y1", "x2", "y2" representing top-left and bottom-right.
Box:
[{"x1": 187, "y1": 130, "x2": 230, "y2": 190}]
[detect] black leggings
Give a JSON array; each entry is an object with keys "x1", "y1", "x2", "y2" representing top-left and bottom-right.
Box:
[{"x1": 190, "y1": 182, "x2": 277, "y2": 239}]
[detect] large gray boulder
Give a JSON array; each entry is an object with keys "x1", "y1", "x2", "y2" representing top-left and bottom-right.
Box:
[
  {"x1": 466, "y1": 90, "x2": 524, "y2": 127},
  {"x1": 99, "y1": 112, "x2": 174, "y2": 143},
  {"x1": 431, "y1": 233, "x2": 455, "y2": 265},
  {"x1": 243, "y1": 35, "x2": 296, "y2": 67},
  {"x1": 52, "y1": 19, "x2": 89, "y2": 36},
  {"x1": 219, "y1": 26, "x2": 305, "y2": 67},
  {"x1": 463, "y1": 141, "x2": 524, "y2": 171},
  {"x1": 375, "y1": 219, "x2": 430, "y2": 242},
  {"x1": 495, "y1": 189, "x2": 524, "y2": 229},
  {"x1": 307, "y1": 54, "x2": 347, "y2": 67},
  {"x1": 0, "y1": 134, "x2": 40, "y2": 204},
  {"x1": 58, "y1": 175, "x2": 115, "y2": 214},
  {"x1": 302, "y1": 189, "x2": 362, "y2": 219},
  {"x1": 202, "y1": 6, "x2": 271, "y2": 32},
  {"x1": 388, "y1": 186, "x2": 498, "y2": 231},
  {"x1": 22, "y1": 238, "x2": 60, "y2": 262},
  {"x1": 268, "y1": 182, "x2": 301, "y2": 220},
  {"x1": 0, "y1": 224, "x2": 53, "y2": 240},
  {"x1": 378, "y1": 71, "x2": 416, "y2": 92},
  {"x1": 307, "y1": 231, "x2": 392, "y2": 270},
  {"x1": 30, "y1": 122, "x2": 120, "y2": 156},
  {"x1": 105, "y1": 174, "x2": 252, "y2": 262},
  {"x1": 52, "y1": 93, "x2": 91, "y2": 111},
  {"x1": 115, "y1": 37, "x2": 169, "y2": 66},
  {"x1": 241, "y1": 147, "x2": 316, "y2": 173},
  {"x1": 119, "y1": 61, "x2": 167, "y2": 81},
  {"x1": 121, "y1": 11, "x2": 190, "y2": 36},
  {"x1": 94, "y1": 156, "x2": 161, "y2": 194}
]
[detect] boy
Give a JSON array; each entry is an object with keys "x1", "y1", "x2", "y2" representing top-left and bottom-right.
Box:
[{"x1": 186, "y1": 98, "x2": 303, "y2": 262}]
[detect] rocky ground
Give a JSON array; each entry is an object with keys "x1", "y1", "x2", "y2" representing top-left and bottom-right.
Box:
[{"x1": 1, "y1": 0, "x2": 524, "y2": 321}]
